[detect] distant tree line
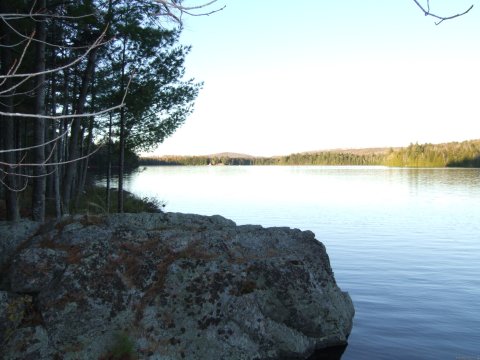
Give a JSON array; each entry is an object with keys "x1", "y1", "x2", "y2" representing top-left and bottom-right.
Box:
[
  {"x1": 141, "y1": 155, "x2": 258, "y2": 166},
  {"x1": 140, "y1": 153, "x2": 384, "y2": 166},
  {"x1": 142, "y1": 140, "x2": 480, "y2": 168},
  {"x1": 384, "y1": 140, "x2": 480, "y2": 167}
]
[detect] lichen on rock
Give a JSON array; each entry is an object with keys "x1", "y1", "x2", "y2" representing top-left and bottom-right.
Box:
[{"x1": 0, "y1": 213, "x2": 354, "y2": 359}]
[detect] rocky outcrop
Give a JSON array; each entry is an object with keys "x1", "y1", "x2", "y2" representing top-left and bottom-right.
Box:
[
  {"x1": 0, "y1": 213, "x2": 354, "y2": 359},
  {"x1": 0, "y1": 220, "x2": 41, "y2": 271}
]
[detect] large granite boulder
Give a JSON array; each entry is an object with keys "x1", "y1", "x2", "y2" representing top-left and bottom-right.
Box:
[
  {"x1": 0, "y1": 213, "x2": 354, "y2": 359},
  {"x1": 0, "y1": 220, "x2": 41, "y2": 271}
]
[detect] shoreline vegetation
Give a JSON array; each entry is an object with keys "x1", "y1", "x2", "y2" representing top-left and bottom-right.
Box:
[
  {"x1": 0, "y1": 186, "x2": 164, "y2": 220},
  {"x1": 140, "y1": 139, "x2": 480, "y2": 168}
]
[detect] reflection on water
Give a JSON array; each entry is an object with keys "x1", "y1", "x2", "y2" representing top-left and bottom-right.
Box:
[
  {"x1": 308, "y1": 345, "x2": 346, "y2": 360},
  {"x1": 97, "y1": 166, "x2": 480, "y2": 359}
]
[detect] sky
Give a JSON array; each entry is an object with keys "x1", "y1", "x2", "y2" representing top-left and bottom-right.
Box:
[{"x1": 151, "y1": 0, "x2": 480, "y2": 157}]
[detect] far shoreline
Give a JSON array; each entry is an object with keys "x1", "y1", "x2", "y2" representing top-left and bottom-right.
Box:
[{"x1": 140, "y1": 139, "x2": 480, "y2": 168}]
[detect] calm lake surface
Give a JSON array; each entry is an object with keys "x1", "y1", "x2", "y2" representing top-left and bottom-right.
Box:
[{"x1": 101, "y1": 166, "x2": 480, "y2": 359}]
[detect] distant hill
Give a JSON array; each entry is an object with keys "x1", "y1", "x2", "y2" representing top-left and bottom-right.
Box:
[
  {"x1": 303, "y1": 147, "x2": 397, "y2": 156},
  {"x1": 206, "y1": 152, "x2": 255, "y2": 159}
]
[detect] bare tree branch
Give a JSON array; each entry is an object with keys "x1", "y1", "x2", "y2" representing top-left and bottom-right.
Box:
[
  {"x1": 154, "y1": 0, "x2": 225, "y2": 23},
  {"x1": 0, "y1": 71, "x2": 133, "y2": 119},
  {"x1": 0, "y1": 38, "x2": 29, "y2": 48},
  {"x1": 412, "y1": 0, "x2": 474, "y2": 25},
  {"x1": 0, "y1": 121, "x2": 71, "y2": 153},
  {"x1": 0, "y1": 176, "x2": 28, "y2": 192},
  {"x1": 0, "y1": 12, "x2": 95, "y2": 20},
  {"x1": 0, "y1": 31, "x2": 34, "y2": 89},
  {"x1": 0, "y1": 27, "x2": 108, "y2": 81},
  {"x1": 1, "y1": 168, "x2": 56, "y2": 178},
  {"x1": 0, "y1": 144, "x2": 102, "y2": 168},
  {"x1": 0, "y1": 80, "x2": 45, "y2": 98},
  {"x1": 0, "y1": 14, "x2": 109, "y2": 50},
  {"x1": 0, "y1": 103, "x2": 124, "y2": 119}
]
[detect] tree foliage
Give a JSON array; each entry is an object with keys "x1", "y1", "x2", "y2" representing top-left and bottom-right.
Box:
[{"x1": 0, "y1": 0, "x2": 207, "y2": 220}]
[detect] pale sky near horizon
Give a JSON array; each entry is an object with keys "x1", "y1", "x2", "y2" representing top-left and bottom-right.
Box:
[{"x1": 150, "y1": 0, "x2": 480, "y2": 157}]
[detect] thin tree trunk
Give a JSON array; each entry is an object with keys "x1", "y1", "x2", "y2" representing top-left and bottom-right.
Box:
[
  {"x1": 106, "y1": 112, "x2": 112, "y2": 213},
  {"x1": 118, "y1": 33, "x2": 127, "y2": 213},
  {"x1": 0, "y1": 118, "x2": 19, "y2": 221},
  {"x1": 54, "y1": 123, "x2": 62, "y2": 219},
  {"x1": 32, "y1": 0, "x2": 47, "y2": 222},
  {"x1": 61, "y1": 65, "x2": 71, "y2": 184},
  {"x1": 76, "y1": 114, "x2": 95, "y2": 207},
  {"x1": 118, "y1": 108, "x2": 125, "y2": 213},
  {"x1": 62, "y1": 48, "x2": 98, "y2": 213},
  {"x1": 76, "y1": 124, "x2": 86, "y2": 191},
  {"x1": 79, "y1": 71, "x2": 96, "y2": 200},
  {"x1": 50, "y1": 44, "x2": 62, "y2": 219},
  {"x1": 0, "y1": 3, "x2": 20, "y2": 221},
  {"x1": 46, "y1": 122, "x2": 54, "y2": 198}
]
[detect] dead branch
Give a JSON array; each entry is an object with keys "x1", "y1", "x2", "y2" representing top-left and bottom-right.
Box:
[
  {"x1": 0, "y1": 14, "x2": 109, "y2": 50},
  {"x1": 0, "y1": 144, "x2": 102, "y2": 168},
  {"x1": 0, "y1": 122, "x2": 71, "y2": 154},
  {"x1": 412, "y1": 0, "x2": 474, "y2": 25},
  {"x1": 0, "y1": 12, "x2": 95, "y2": 21},
  {"x1": 0, "y1": 71, "x2": 132, "y2": 120},
  {"x1": 154, "y1": 0, "x2": 225, "y2": 23},
  {"x1": 0, "y1": 27, "x2": 108, "y2": 81},
  {"x1": 0, "y1": 38, "x2": 29, "y2": 48},
  {"x1": 0, "y1": 175, "x2": 28, "y2": 192},
  {"x1": 0, "y1": 103, "x2": 124, "y2": 120},
  {"x1": 0, "y1": 31, "x2": 34, "y2": 89},
  {"x1": 0, "y1": 168, "x2": 56, "y2": 178}
]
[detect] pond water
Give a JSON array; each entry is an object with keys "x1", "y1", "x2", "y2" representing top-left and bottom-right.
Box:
[{"x1": 99, "y1": 165, "x2": 480, "y2": 359}]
